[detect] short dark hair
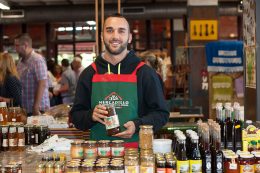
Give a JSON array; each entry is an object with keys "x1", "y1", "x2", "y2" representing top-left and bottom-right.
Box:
[
  {"x1": 61, "y1": 59, "x2": 69, "y2": 67},
  {"x1": 103, "y1": 13, "x2": 130, "y2": 32}
]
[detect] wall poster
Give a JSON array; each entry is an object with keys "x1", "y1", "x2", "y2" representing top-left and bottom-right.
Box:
[{"x1": 245, "y1": 47, "x2": 256, "y2": 88}]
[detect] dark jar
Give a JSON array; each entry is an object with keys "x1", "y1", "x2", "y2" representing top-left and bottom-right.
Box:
[
  {"x1": 24, "y1": 125, "x2": 35, "y2": 145},
  {"x1": 104, "y1": 105, "x2": 120, "y2": 136},
  {"x1": 224, "y1": 154, "x2": 239, "y2": 173}
]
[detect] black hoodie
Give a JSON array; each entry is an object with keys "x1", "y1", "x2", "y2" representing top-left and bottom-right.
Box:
[{"x1": 70, "y1": 50, "x2": 169, "y2": 133}]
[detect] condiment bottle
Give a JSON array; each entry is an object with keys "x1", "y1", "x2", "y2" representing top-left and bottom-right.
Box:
[
  {"x1": 139, "y1": 125, "x2": 153, "y2": 150},
  {"x1": 202, "y1": 128, "x2": 212, "y2": 173},
  {"x1": 104, "y1": 104, "x2": 120, "y2": 136},
  {"x1": 140, "y1": 153, "x2": 155, "y2": 173},
  {"x1": 176, "y1": 135, "x2": 189, "y2": 173},
  {"x1": 156, "y1": 158, "x2": 166, "y2": 173},
  {"x1": 1, "y1": 125, "x2": 8, "y2": 151},
  {"x1": 17, "y1": 126, "x2": 25, "y2": 151},
  {"x1": 189, "y1": 135, "x2": 202, "y2": 173},
  {"x1": 233, "y1": 106, "x2": 243, "y2": 151},
  {"x1": 225, "y1": 106, "x2": 234, "y2": 150},
  {"x1": 213, "y1": 126, "x2": 223, "y2": 173},
  {"x1": 8, "y1": 126, "x2": 17, "y2": 151},
  {"x1": 0, "y1": 102, "x2": 8, "y2": 125}
]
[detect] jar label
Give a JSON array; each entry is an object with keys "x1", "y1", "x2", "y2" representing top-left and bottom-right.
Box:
[
  {"x1": 125, "y1": 166, "x2": 139, "y2": 173},
  {"x1": 35, "y1": 134, "x2": 39, "y2": 144},
  {"x1": 18, "y1": 138, "x2": 25, "y2": 147},
  {"x1": 98, "y1": 147, "x2": 111, "y2": 156},
  {"x1": 12, "y1": 118, "x2": 16, "y2": 122},
  {"x1": 177, "y1": 160, "x2": 189, "y2": 172},
  {"x1": 0, "y1": 113, "x2": 3, "y2": 121},
  {"x1": 112, "y1": 147, "x2": 124, "y2": 156},
  {"x1": 2, "y1": 139, "x2": 8, "y2": 147},
  {"x1": 140, "y1": 166, "x2": 154, "y2": 173},
  {"x1": 255, "y1": 164, "x2": 260, "y2": 173},
  {"x1": 84, "y1": 148, "x2": 97, "y2": 158},
  {"x1": 166, "y1": 168, "x2": 176, "y2": 173},
  {"x1": 71, "y1": 147, "x2": 83, "y2": 158},
  {"x1": 216, "y1": 155, "x2": 223, "y2": 171},
  {"x1": 229, "y1": 163, "x2": 237, "y2": 170},
  {"x1": 104, "y1": 114, "x2": 120, "y2": 130},
  {"x1": 240, "y1": 165, "x2": 254, "y2": 173},
  {"x1": 157, "y1": 168, "x2": 166, "y2": 173},
  {"x1": 189, "y1": 160, "x2": 202, "y2": 172},
  {"x1": 205, "y1": 155, "x2": 212, "y2": 171},
  {"x1": 110, "y1": 170, "x2": 124, "y2": 173},
  {"x1": 9, "y1": 138, "x2": 17, "y2": 147}
]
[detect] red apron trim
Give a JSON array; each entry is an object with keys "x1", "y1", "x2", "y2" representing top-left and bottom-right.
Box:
[
  {"x1": 91, "y1": 63, "x2": 97, "y2": 72},
  {"x1": 124, "y1": 142, "x2": 139, "y2": 148},
  {"x1": 132, "y1": 62, "x2": 145, "y2": 75},
  {"x1": 92, "y1": 74, "x2": 137, "y2": 82}
]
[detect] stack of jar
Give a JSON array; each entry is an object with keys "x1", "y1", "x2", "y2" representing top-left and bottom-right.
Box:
[
  {"x1": 155, "y1": 152, "x2": 176, "y2": 173},
  {"x1": 36, "y1": 161, "x2": 65, "y2": 173},
  {"x1": 0, "y1": 161, "x2": 22, "y2": 173}
]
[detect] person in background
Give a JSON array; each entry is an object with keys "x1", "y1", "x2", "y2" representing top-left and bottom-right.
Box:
[
  {"x1": 15, "y1": 33, "x2": 50, "y2": 116},
  {"x1": 52, "y1": 64, "x2": 62, "y2": 82},
  {"x1": 53, "y1": 59, "x2": 77, "y2": 104},
  {"x1": 0, "y1": 53, "x2": 22, "y2": 106},
  {"x1": 71, "y1": 54, "x2": 85, "y2": 82},
  {"x1": 70, "y1": 14, "x2": 169, "y2": 144}
]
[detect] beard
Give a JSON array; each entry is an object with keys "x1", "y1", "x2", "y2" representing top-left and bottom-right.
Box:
[{"x1": 104, "y1": 39, "x2": 129, "y2": 55}]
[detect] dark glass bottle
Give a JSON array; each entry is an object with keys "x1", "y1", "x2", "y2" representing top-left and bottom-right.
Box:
[
  {"x1": 176, "y1": 135, "x2": 189, "y2": 172},
  {"x1": 203, "y1": 131, "x2": 212, "y2": 173},
  {"x1": 213, "y1": 128, "x2": 223, "y2": 173},
  {"x1": 189, "y1": 135, "x2": 202, "y2": 173},
  {"x1": 225, "y1": 107, "x2": 234, "y2": 150},
  {"x1": 233, "y1": 108, "x2": 242, "y2": 151},
  {"x1": 105, "y1": 105, "x2": 120, "y2": 136},
  {"x1": 1, "y1": 125, "x2": 8, "y2": 151}
]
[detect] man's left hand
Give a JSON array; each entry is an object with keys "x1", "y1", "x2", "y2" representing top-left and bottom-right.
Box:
[{"x1": 113, "y1": 121, "x2": 135, "y2": 138}]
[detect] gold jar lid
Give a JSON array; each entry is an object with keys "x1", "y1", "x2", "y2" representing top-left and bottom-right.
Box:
[{"x1": 140, "y1": 125, "x2": 153, "y2": 129}]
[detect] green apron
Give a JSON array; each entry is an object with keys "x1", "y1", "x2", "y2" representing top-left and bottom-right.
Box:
[{"x1": 90, "y1": 62, "x2": 144, "y2": 142}]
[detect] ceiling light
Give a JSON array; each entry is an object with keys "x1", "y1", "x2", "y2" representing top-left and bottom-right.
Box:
[
  {"x1": 86, "y1": 21, "x2": 96, "y2": 26},
  {"x1": 0, "y1": 0, "x2": 10, "y2": 10}
]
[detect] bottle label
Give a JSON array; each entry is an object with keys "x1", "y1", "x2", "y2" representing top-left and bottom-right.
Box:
[
  {"x1": 177, "y1": 160, "x2": 189, "y2": 173},
  {"x1": 189, "y1": 160, "x2": 202, "y2": 172},
  {"x1": 18, "y1": 138, "x2": 25, "y2": 147},
  {"x1": 205, "y1": 155, "x2": 212, "y2": 171},
  {"x1": 104, "y1": 114, "x2": 120, "y2": 130},
  {"x1": 35, "y1": 134, "x2": 39, "y2": 144},
  {"x1": 112, "y1": 147, "x2": 124, "y2": 157},
  {"x1": 140, "y1": 166, "x2": 154, "y2": 173},
  {"x1": 166, "y1": 168, "x2": 176, "y2": 173},
  {"x1": 2, "y1": 139, "x2": 8, "y2": 147},
  {"x1": 98, "y1": 147, "x2": 111, "y2": 157},
  {"x1": 110, "y1": 170, "x2": 124, "y2": 173},
  {"x1": 156, "y1": 168, "x2": 166, "y2": 173},
  {"x1": 12, "y1": 118, "x2": 16, "y2": 122},
  {"x1": 226, "y1": 142, "x2": 234, "y2": 149},
  {"x1": 0, "y1": 113, "x2": 3, "y2": 121},
  {"x1": 240, "y1": 165, "x2": 254, "y2": 173},
  {"x1": 255, "y1": 164, "x2": 260, "y2": 173},
  {"x1": 236, "y1": 141, "x2": 242, "y2": 150},
  {"x1": 216, "y1": 155, "x2": 223, "y2": 171},
  {"x1": 84, "y1": 148, "x2": 97, "y2": 158},
  {"x1": 125, "y1": 166, "x2": 139, "y2": 173},
  {"x1": 9, "y1": 138, "x2": 17, "y2": 147}
]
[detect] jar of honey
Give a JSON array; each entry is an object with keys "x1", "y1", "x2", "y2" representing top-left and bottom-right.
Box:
[
  {"x1": 139, "y1": 125, "x2": 153, "y2": 150},
  {"x1": 239, "y1": 154, "x2": 255, "y2": 173},
  {"x1": 83, "y1": 140, "x2": 97, "y2": 159},
  {"x1": 98, "y1": 140, "x2": 111, "y2": 157},
  {"x1": 111, "y1": 140, "x2": 124, "y2": 157},
  {"x1": 70, "y1": 140, "x2": 84, "y2": 159},
  {"x1": 224, "y1": 154, "x2": 239, "y2": 173}
]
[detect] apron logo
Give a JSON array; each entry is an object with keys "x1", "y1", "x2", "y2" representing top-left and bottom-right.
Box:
[{"x1": 99, "y1": 92, "x2": 129, "y2": 108}]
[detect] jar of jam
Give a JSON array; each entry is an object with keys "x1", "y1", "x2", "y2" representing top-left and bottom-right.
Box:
[
  {"x1": 104, "y1": 105, "x2": 120, "y2": 136},
  {"x1": 81, "y1": 163, "x2": 95, "y2": 173},
  {"x1": 98, "y1": 140, "x2": 111, "y2": 157},
  {"x1": 255, "y1": 153, "x2": 260, "y2": 173},
  {"x1": 83, "y1": 140, "x2": 97, "y2": 159},
  {"x1": 224, "y1": 154, "x2": 239, "y2": 173},
  {"x1": 24, "y1": 124, "x2": 35, "y2": 145},
  {"x1": 95, "y1": 163, "x2": 110, "y2": 173},
  {"x1": 139, "y1": 125, "x2": 153, "y2": 150},
  {"x1": 239, "y1": 154, "x2": 255, "y2": 173},
  {"x1": 66, "y1": 163, "x2": 80, "y2": 173},
  {"x1": 70, "y1": 140, "x2": 84, "y2": 159},
  {"x1": 110, "y1": 163, "x2": 124, "y2": 173},
  {"x1": 111, "y1": 140, "x2": 124, "y2": 157}
]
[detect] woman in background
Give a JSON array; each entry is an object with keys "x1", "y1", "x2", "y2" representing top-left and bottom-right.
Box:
[{"x1": 0, "y1": 53, "x2": 22, "y2": 106}]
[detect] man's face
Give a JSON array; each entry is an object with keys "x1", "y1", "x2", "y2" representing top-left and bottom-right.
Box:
[
  {"x1": 102, "y1": 17, "x2": 132, "y2": 55},
  {"x1": 14, "y1": 39, "x2": 26, "y2": 58}
]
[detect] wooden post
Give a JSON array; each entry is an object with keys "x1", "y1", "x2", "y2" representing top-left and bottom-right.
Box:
[{"x1": 95, "y1": 0, "x2": 99, "y2": 55}]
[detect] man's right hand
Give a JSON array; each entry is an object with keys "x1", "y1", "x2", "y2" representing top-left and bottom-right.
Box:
[{"x1": 92, "y1": 104, "x2": 108, "y2": 125}]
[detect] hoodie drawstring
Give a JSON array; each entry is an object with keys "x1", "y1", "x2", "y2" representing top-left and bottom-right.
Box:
[{"x1": 107, "y1": 63, "x2": 121, "y2": 74}]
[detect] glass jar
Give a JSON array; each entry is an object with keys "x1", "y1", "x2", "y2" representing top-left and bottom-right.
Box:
[
  {"x1": 140, "y1": 154, "x2": 155, "y2": 173},
  {"x1": 8, "y1": 126, "x2": 17, "y2": 151},
  {"x1": 70, "y1": 140, "x2": 83, "y2": 159},
  {"x1": 98, "y1": 140, "x2": 111, "y2": 157},
  {"x1": 2, "y1": 125, "x2": 9, "y2": 151},
  {"x1": 37, "y1": 125, "x2": 48, "y2": 144},
  {"x1": 110, "y1": 163, "x2": 124, "y2": 173},
  {"x1": 0, "y1": 102, "x2": 8, "y2": 125},
  {"x1": 255, "y1": 153, "x2": 260, "y2": 173},
  {"x1": 125, "y1": 155, "x2": 139, "y2": 173},
  {"x1": 139, "y1": 125, "x2": 153, "y2": 150},
  {"x1": 8, "y1": 107, "x2": 21, "y2": 123},
  {"x1": 111, "y1": 140, "x2": 124, "y2": 157},
  {"x1": 104, "y1": 105, "x2": 120, "y2": 136},
  {"x1": 36, "y1": 161, "x2": 46, "y2": 173},
  {"x1": 156, "y1": 158, "x2": 166, "y2": 173},
  {"x1": 95, "y1": 163, "x2": 110, "y2": 173},
  {"x1": 239, "y1": 154, "x2": 254, "y2": 173},
  {"x1": 81, "y1": 163, "x2": 95, "y2": 173},
  {"x1": 24, "y1": 124, "x2": 35, "y2": 145},
  {"x1": 83, "y1": 140, "x2": 97, "y2": 159},
  {"x1": 17, "y1": 126, "x2": 25, "y2": 151},
  {"x1": 224, "y1": 154, "x2": 239, "y2": 173},
  {"x1": 45, "y1": 161, "x2": 55, "y2": 173},
  {"x1": 166, "y1": 158, "x2": 177, "y2": 173},
  {"x1": 66, "y1": 163, "x2": 80, "y2": 173},
  {"x1": 54, "y1": 161, "x2": 65, "y2": 173}
]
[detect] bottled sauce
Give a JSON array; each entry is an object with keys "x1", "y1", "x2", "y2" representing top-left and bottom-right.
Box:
[
  {"x1": 104, "y1": 104, "x2": 120, "y2": 136},
  {"x1": 166, "y1": 158, "x2": 177, "y2": 173},
  {"x1": 111, "y1": 140, "x2": 124, "y2": 157},
  {"x1": 1, "y1": 125, "x2": 8, "y2": 151},
  {"x1": 239, "y1": 154, "x2": 254, "y2": 173},
  {"x1": 225, "y1": 106, "x2": 234, "y2": 150},
  {"x1": 202, "y1": 129, "x2": 212, "y2": 173},
  {"x1": 156, "y1": 158, "x2": 166, "y2": 173},
  {"x1": 17, "y1": 126, "x2": 25, "y2": 151},
  {"x1": 176, "y1": 135, "x2": 189, "y2": 173},
  {"x1": 189, "y1": 135, "x2": 202, "y2": 173},
  {"x1": 0, "y1": 102, "x2": 8, "y2": 125},
  {"x1": 213, "y1": 127, "x2": 223, "y2": 173},
  {"x1": 8, "y1": 126, "x2": 17, "y2": 151},
  {"x1": 139, "y1": 125, "x2": 153, "y2": 150},
  {"x1": 24, "y1": 125, "x2": 35, "y2": 145},
  {"x1": 98, "y1": 140, "x2": 111, "y2": 157},
  {"x1": 83, "y1": 140, "x2": 97, "y2": 159},
  {"x1": 70, "y1": 140, "x2": 84, "y2": 159},
  {"x1": 233, "y1": 106, "x2": 243, "y2": 151},
  {"x1": 224, "y1": 154, "x2": 239, "y2": 173}
]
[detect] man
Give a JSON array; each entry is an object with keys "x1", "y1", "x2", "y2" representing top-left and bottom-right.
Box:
[
  {"x1": 15, "y1": 33, "x2": 50, "y2": 116},
  {"x1": 53, "y1": 59, "x2": 77, "y2": 104},
  {"x1": 71, "y1": 55, "x2": 85, "y2": 82},
  {"x1": 70, "y1": 14, "x2": 169, "y2": 143}
]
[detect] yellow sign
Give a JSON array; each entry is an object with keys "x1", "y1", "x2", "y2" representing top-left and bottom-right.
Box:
[{"x1": 190, "y1": 20, "x2": 218, "y2": 40}]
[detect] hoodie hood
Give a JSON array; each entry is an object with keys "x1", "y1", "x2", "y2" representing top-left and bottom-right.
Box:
[{"x1": 94, "y1": 50, "x2": 141, "y2": 74}]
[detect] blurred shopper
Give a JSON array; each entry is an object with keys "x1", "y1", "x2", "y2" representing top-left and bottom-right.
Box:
[
  {"x1": 15, "y1": 33, "x2": 50, "y2": 116},
  {"x1": 72, "y1": 54, "x2": 85, "y2": 82},
  {"x1": 53, "y1": 59, "x2": 77, "y2": 104},
  {"x1": 52, "y1": 64, "x2": 62, "y2": 82},
  {"x1": 0, "y1": 53, "x2": 22, "y2": 106}
]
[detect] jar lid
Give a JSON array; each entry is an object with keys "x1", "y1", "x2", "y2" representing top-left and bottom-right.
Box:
[
  {"x1": 254, "y1": 152, "x2": 260, "y2": 157},
  {"x1": 140, "y1": 125, "x2": 153, "y2": 129},
  {"x1": 240, "y1": 154, "x2": 254, "y2": 159},
  {"x1": 66, "y1": 163, "x2": 80, "y2": 168},
  {"x1": 225, "y1": 154, "x2": 238, "y2": 159},
  {"x1": 98, "y1": 140, "x2": 110, "y2": 143},
  {"x1": 84, "y1": 140, "x2": 97, "y2": 144},
  {"x1": 112, "y1": 140, "x2": 124, "y2": 143}
]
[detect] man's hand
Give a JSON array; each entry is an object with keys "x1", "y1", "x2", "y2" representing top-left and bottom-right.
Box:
[
  {"x1": 33, "y1": 105, "x2": 41, "y2": 115},
  {"x1": 113, "y1": 121, "x2": 136, "y2": 138},
  {"x1": 92, "y1": 104, "x2": 108, "y2": 125}
]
